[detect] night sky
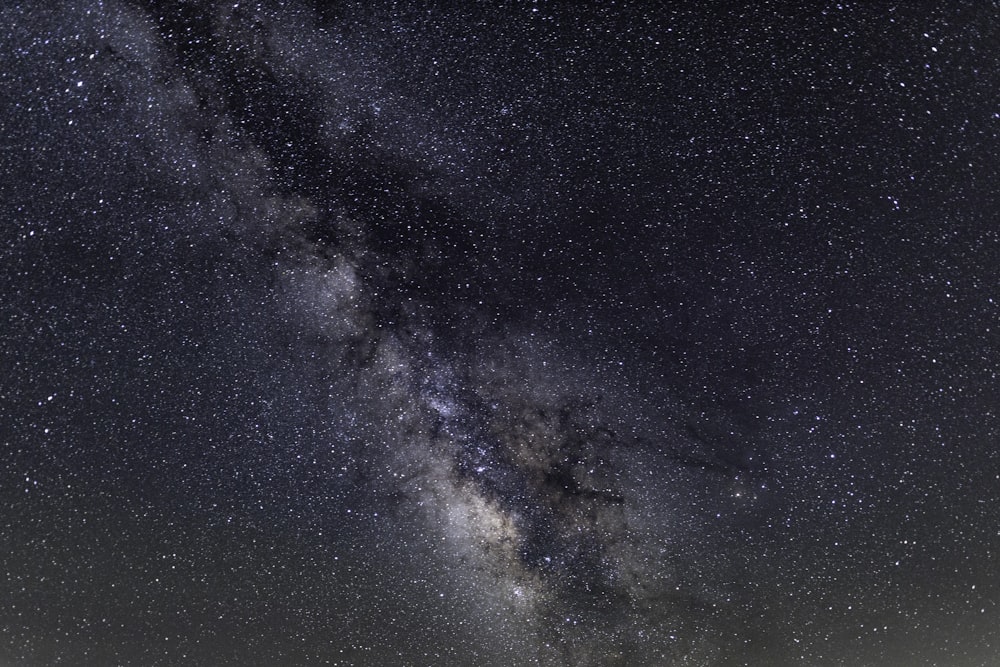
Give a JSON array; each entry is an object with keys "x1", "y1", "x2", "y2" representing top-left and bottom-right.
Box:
[{"x1": 2, "y1": 2, "x2": 999, "y2": 665}]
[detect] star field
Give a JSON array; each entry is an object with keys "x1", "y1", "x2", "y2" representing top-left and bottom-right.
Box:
[{"x1": 1, "y1": 2, "x2": 999, "y2": 666}]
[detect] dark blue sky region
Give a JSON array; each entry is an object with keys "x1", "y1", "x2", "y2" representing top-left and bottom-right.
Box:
[{"x1": 1, "y1": 2, "x2": 999, "y2": 665}]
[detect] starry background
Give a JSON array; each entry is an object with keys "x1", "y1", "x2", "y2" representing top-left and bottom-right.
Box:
[{"x1": 1, "y1": 1, "x2": 999, "y2": 665}]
